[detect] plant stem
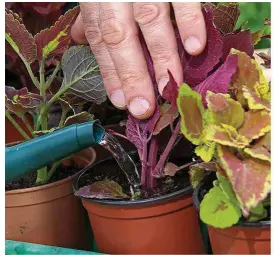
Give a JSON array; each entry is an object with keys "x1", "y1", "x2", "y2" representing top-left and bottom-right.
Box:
[
  {"x1": 45, "y1": 62, "x2": 61, "y2": 90},
  {"x1": 106, "y1": 129, "x2": 130, "y2": 142},
  {"x1": 39, "y1": 58, "x2": 48, "y2": 131},
  {"x1": 141, "y1": 141, "x2": 148, "y2": 186},
  {"x1": 21, "y1": 114, "x2": 36, "y2": 137},
  {"x1": 18, "y1": 52, "x2": 40, "y2": 89},
  {"x1": 5, "y1": 111, "x2": 31, "y2": 141},
  {"x1": 45, "y1": 161, "x2": 61, "y2": 183},
  {"x1": 153, "y1": 120, "x2": 181, "y2": 177},
  {"x1": 147, "y1": 137, "x2": 158, "y2": 189},
  {"x1": 36, "y1": 167, "x2": 48, "y2": 185}
]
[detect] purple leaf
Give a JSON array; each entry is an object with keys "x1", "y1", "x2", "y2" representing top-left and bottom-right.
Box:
[
  {"x1": 176, "y1": 7, "x2": 223, "y2": 87},
  {"x1": 162, "y1": 70, "x2": 179, "y2": 110},
  {"x1": 74, "y1": 180, "x2": 129, "y2": 200},
  {"x1": 221, "y1": 30, "x2": 254, "y2": 62},
  {"x1": 194, "y1": 54, "x2": 238, "y2": 106}
]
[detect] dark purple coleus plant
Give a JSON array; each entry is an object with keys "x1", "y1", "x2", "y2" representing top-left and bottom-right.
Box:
[{"x1": 76, "y1": 3, "x2": 269, "y2": 200}]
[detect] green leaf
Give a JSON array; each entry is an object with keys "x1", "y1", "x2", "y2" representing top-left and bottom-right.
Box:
[
  {"x1": 217, "y1": 145, "x2": 271, "y2": 216},
  {"x1": 5, "y1": 9, "x2": 37, "y2": 63},
  {"x1": 34, "y1": 6, "x2": 80, "y2": 59},
  {"x1": 206, "y1": 92, "x2": 245, "y2": 129},
  {"x1": 217, "y1": 172, "x2": 240, "y2": 207},
  {"x1": 200, "y1": 186, "x2": 241, "y2": 228},
  {"x1": 195, "y1": 142, "x2": 216, "y2": 162},
  {"x1": 61, "y1": 45, "x2": 107, "y2": 104},
  {"x1": 247, "y1": 202, "x2": 267, "y2": 222},
  {"x1": 177, "y1": 83, "x2": 206, "y2": 145},
  {"x1": 64, "y1": 111, "x2": 94, "y2": 127},
  {"x1": 74, "y1": 180, "x2": 129, "y2": 200}
]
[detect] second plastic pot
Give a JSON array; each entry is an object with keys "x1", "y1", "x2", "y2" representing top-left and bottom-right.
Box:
[
  {"x1": 73, "y1": 155, "x2": 205, "y2": 254},
  {"x1": 193, "y1": 173, "x2": 270, "y2": 254}
]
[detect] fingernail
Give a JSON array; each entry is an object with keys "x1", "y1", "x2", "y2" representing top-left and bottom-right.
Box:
[
  {"x1": 184, "y1": 36, "x2": 202, "y2": 54},
  {"x1": 110, "y1": 89, "x2": 126, "y2": 108},
  {"x1": 158, "y1": 77, "x2": 169, "y2": 95},
  {"x1": 129, "y1": 97, "x2": 150, "y2": 116}
]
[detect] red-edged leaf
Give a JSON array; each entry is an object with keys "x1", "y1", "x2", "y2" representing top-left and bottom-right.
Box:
[
  {"x1": 162, "y1": 70, "x2": 179, "y2": 110},
  {"x1": 204, "y1": 3, "x2": 240, "y2": 34},
  {"x1": 34, "y1": 6, "x2": 80, "y2": 59},
  {"x1": 194, "y1": 54, "x2": 238, "y2": 106},
  {"x1": 176, "y1": 7, "x2": 223, "y2": 87},
  {"x1": 74, "y1": 180, "x2": 129, "y2": 200},
  {"x1": 217, "y1": 145, "x2": 271, "y2": 216},
  {"x1": 5, "y1": 8, "x2": 37, "y2": 63},
  {"x1": 153, "y1": 104, "x2": 178, "y2": 135},
  {"x1": 238, "y1": 110, "x2": 270, "y2": 142},
  {"x1": 221, "y1": 30, "x2": 254, "y2": 62}
]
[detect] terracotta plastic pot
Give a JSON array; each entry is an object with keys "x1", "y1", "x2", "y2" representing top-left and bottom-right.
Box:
[
  {"x1": 193, "y1": 173, "x2": 270, "y2": 254},
  {"x1": 73, "y1": 155, "x2": 205, "y2": 254},
  {"x1": 6, "y1": 147, "x2": 97, "y2": 250}
]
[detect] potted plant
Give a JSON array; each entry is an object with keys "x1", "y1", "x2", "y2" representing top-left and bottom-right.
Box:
[
  {"x1": 5, "y1": 7, "x2": 107, "y2": 249},
  {"x1": 178, "y1": 48, "x2": 271, "y2": 253},
  {"x1": 72, "y1": 3, "x2": 270, "y2": 254}
]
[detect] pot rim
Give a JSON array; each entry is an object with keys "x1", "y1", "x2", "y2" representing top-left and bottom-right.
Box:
[
  {"x1": 192, "y1": 173, "x2": 271, "y2": 228},
  {"x1": 5, "y1": 147, "x2": 96, "y2": 195},
  {"x1": 73, "y1": 152, "x2": 193, "y2": 207}
]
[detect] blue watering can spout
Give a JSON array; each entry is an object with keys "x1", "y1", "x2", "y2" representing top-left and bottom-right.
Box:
[{"x1": 5, "y1": 121, "x2": 105, "y2": 182}]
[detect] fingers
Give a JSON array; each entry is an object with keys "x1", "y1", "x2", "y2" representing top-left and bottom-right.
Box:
[
  {"x1": 79, "y1": 3, "x2": 126, "y2": 109},
  {"x1": 71, "y1": 13, "x2": 88, "y2": 44},
  {"x1": 98, "y1": 3, "x2": 156, "y2": 119},
  {"x1": 172, "y1": 2, "x2": 206, "y2": 55},
  {"x1": 133, "y1": 3, "x2": 183, "y2": 95}
]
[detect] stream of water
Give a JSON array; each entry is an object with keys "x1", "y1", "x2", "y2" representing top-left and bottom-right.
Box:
[{"x1": 99, "y1": 132, "x2": 140, "y2": 192}]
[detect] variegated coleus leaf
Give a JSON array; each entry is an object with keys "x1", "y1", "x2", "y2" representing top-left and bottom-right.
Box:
[
  {"x1": 5, "y1": 8, "x2": 37, "y2": 63},
  {"x1": 5, "y1": 86, "x2": 42, "y2": 114},
  {"x1": 217, "y1": 145, "x2": 271, "y2": 216},
  {"x1": 238, "y1": 110, "x2": 270, "y2": 143},
  {"x1": 244, "y1": 132, "x2": 271, "y2": 162},
  {"x1": 205, "y1": 124, "x2": 249, "y2": 149},
  {"x1": 35, "y1": 6, "x2": 80, "y2": 59},
  {"x1": 230, "y1": 49, "x2": 270, "y2": 105},
  {"x1": 177, "y1": 83, "x2": 206, "y2": 145},
  {"x1": 242, "y1": 86, "x2": 270, "y2": 112},
  {"x1": 206, "y1": 91, "x2": 245, "y2": 129}
]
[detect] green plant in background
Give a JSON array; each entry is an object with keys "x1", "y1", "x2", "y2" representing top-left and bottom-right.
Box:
[
  {"x1": 5, "y1": 7, "x2": 106, "y2": 185},
  {"x1": 237, "y1": 2, "x2": 270, "y2": 49}
]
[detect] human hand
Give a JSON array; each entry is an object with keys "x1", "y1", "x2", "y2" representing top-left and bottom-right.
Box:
[{"x1": 71, "y1": 3, "x2": 206, "y2": 119}]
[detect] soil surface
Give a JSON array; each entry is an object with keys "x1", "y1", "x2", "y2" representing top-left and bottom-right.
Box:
[
  {"x1": 78, "y1": 153, "x2": 194, "y2": 200},
  {"x1": 5, "y1": 164, "x2": 81, "y2": 191}
]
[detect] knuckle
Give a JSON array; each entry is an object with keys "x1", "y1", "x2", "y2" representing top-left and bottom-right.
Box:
[
  {"x1": 120, "y1": 70, "x2": 144, "y2": 93},
  {"x1": 178, "y1": 10, "x2": 202, "y2": 26},
  {"x1": 100, "y1": 18, "x2": 126, "y2": 46},
  {"x1": 133, "y1": 3, "x2": 161, "y2": 26},
  {"x1": 149, "y1": 40, "x2": 176, "y2": 61},
  {"x1": 84, "y1": 26, "x2": 103, "y2": 46},
  {"x1": 100, "y1": 66, "x2": 117, "y2": 81}
]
